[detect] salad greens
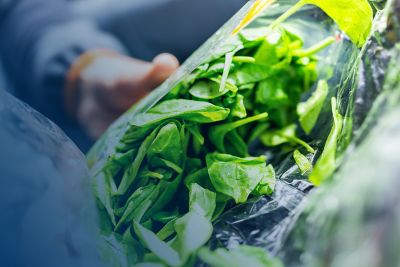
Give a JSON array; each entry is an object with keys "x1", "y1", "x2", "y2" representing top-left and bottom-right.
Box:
[{"x1": 89, "y1": 1, "x2": 373, "y2": 266}]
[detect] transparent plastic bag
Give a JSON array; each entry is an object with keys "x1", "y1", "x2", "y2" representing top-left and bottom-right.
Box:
[
  {"x1": 0, "y1": 89, "x2": 105, "y2": 267},
  {"x1": 86, "y1": 0, "x2": 377, "y2": 265}
]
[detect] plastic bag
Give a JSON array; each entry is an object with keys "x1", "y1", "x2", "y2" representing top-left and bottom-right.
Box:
[
  {"x1": 279, "y1": 2, "x2": 400, "y2": 266},
  {"x1": 0, "y1": 89, "x2": 105, "y2": 267},
  {"x1": 86, "y1": 0, "x2": 379, "y2": 266}
]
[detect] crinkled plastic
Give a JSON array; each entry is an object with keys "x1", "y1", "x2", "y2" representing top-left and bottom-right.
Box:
[
  {"x1": 279, "y1": 2, "x2": 400, "y2": 266},
  {"x1": 0, "y1": 89, "x2": 105, "y2": 267},
  {"x1": 87, "y1": 0, "x2": 397, "y2": 266}
]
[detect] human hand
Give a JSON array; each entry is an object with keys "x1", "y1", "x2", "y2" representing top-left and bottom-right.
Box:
[{"x1": 66, "y1": 51, "x2": 179, "y2": 139}]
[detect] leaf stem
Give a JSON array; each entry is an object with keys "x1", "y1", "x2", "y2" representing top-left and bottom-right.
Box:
[
  {"x1": 293, "y1": 36, "x2": 336, "y2": 57},
  {"x1": 269, "y1": 0, "x2": 306, "y2": 29}
]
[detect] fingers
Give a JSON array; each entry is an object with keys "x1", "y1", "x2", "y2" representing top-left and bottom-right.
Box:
[
  {"x1": 150, "y1": 53, "x2": 180, "y2": 83},
  {"x1": 75, "y1": 52, "x2": 180, "y2": 139}
]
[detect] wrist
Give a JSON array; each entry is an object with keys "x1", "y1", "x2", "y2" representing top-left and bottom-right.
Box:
[{"x1": 65, "y1": 49, "x2": 118, "y2": 119}]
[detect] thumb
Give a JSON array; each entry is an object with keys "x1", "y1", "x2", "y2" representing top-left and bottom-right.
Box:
[{"x1": 145, "y1": 53, "x2": 180, "y2": 88}]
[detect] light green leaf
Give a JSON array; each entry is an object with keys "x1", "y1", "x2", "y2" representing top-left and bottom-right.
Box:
[
  {"x1": 272, "y1": 0, "x2": 373, "y2": 47},
  {"x1": 253, "y1": 164, "x2": 276, "y2": 196},
  {"x1": 309, "y1": 98, "x2": 343, "y2": 186},
  {"x1": 174, "y1": 212, "x2": 213, "y2": 261},
  {"x1": 293, "y1": 150, "x2": 313, "y2": 175},
  {"x1": 132, "y1": 99, "x2": 230, "y2": 126},
  {"x1": 297, "y1": 80, "x2": 329, "y2": 134},
  {"x1": 206, "y1": 153, "x2": 268, "y2": 203},
  {"x1": 134, "y1": 222, "x2": 181, "y2": 267},
  {"x1": 260, "y1": 124, "x2": 314, "y2": 153},
  {"x1": 198, "y1": 245, "x2": 283, "y2": 267},
  {"x1": 189, "y1": 183, "x2": 216, "y2": 219}
]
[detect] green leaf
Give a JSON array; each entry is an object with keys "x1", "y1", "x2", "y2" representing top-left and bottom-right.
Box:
[
  {"x1": 209, "y1": 112, "x2": 268, "y2": 153},
  {"x1": 303, "y1": 0, "x2": 372, "y2": 47},
  {"x1": 229, "y1": 64, "x2": 273, "y2": 85},
  {"x1": 174, "y1": 212, "x2": 213, "y2": 261},
  {"x1": 184, "y1": 168, "x2": 212, "y2": 190},
  {"x1": 117, "y1": 127, "x2": 159, "y2": 196},
  {"x1": 297, "y1": 80, "x2": 329, "y2": 134},
  {"x1": 134, "y1": 222, "x2": 181, "y2": 267},
  {"x1": 255, "y1": 78, "x2": 290, "y2": 108},
  {"x1": 100, "y1": 232, "x2": 143, "y2": 267},
  {"x1": 309, "y1": 98, "x2": 343, "y2": 186},
  {"x1": 260, "y1": 124, "x2": 315, "y2": 153},
  {"x1": 142, "y1": 173, "x2": 184, "y2": 221},
  {"x1": 253, "y1": 164, "x2": 276, "y2": 196},
  {"x1": 230, "y1": 94, "x2": 247, "y2": 119},
  {"x1": 198, "y1": 245, "x2": 284, "y2": 267},
  {"x1": 293, "y1": 150, "x2": 313, "y2": 175},
  {"x1": 188, "y1": 80, "x2": 229, "y2": 100},
  {"x1": 272, "y1": 0, "x2": 373, "y2": 47},
  {"x1": 115, "y1": 185, "x2": 158, "y2": 232},
  {"x1": 206, "y1": 153, "x2": 268, "y2": 203},
  {"x1": 147, "y1": 122, "x2": 183, "y2": 166},
  {"x1": 133, "y1": 263, "x2": 166, "y2": 267},
  {"x1": 153, "y1": 209, "x2": 179, "y2": 224},
  {"x1": 189, "y1": 183, "x2": 216, "y2": 220},
  {"x1": 132, "y1": 99, "x2": 230, "y2": 126},
  {"x1": 156, "y1": 218, "x2": 178, "y2": 241}
]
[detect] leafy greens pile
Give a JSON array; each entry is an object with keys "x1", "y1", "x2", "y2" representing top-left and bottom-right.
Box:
[{"x1": 89, "y1": 1, "x2": 373, "y2": 266}]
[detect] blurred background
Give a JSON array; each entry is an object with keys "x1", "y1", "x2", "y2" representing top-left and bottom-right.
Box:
[{"x1": 0, "y1": 0, "x2": 247, "y2": 151}]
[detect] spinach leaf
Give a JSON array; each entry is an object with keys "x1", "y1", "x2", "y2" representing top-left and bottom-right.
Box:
[
  {"x1": 255, "y1": 78, "x2": 290, "y2": 108},
  {"x1": 134, "y1": 222, "x2": 181, "y2": 267},
  {"x1": 309, "y1": 98, "x2": 343, "y2": 186},
  {"x1": 253, "y1": 164, "x2": 276, "y2": 196},
  {"x1": 293, "y1": 149, "x2": 313, "y2": 175},
  {"x1": 209, "y1": 112, "x2": 268, "y2": 153},
  {"x1": 134, "y1": 263, "x2": 166, "y2": 267},
  {"x1": 230, "y1": 94, "x2": 247, "y2": 119},
  {"x1": 272, "y1": 0, "x2": 372, "y2": 47},
  {"x1": 189, "y1": 183, "x2": 216, "y2": 220},
  {"x1": 174, "y1": 211, "x2": 213, "y2": 262},
  {"x1": 156, "y1": 218, "x2": 178, "y2": 241},
  {"x1": 189, "y1": 80, "x2": 228, "y2": 100},
  {"x1": 229, "y1": 63, "x2": 273, "y2": 85},
  {"x1": 260, "y1": 124, "x2": 315, "y2": 153},
  {"x1": 147, "y1": 122, "x2": 183, "y2": 166},
  {"x1": 114, "y1": 185, "x2": 158, "y2": 232},
  {"x1": 184, "y1": 168, "x2": 212, "y2": 190},
  {"x1": 198, "y1": 245, "x2": 284, "y2": 267},
  {"x1": 206, "y1": 153, "x2": 268, "y2": 203},
  {"x1": 117, "y1": 127, "x2": 159, "y2": 196},
  {"x1": 297, "y1": 80, "x2": 328, "y2": 134},
  {"x1": 143, "y1": 173, "x2": 184, "y2": 221},
  {"x1": 132, "y1": 99, "x2": 230, "y2": 126}
]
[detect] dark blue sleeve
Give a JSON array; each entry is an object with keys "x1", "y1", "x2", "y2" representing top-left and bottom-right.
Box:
[{"x1": 0, "y1": 0, "x2": 126, "y2": 124}]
